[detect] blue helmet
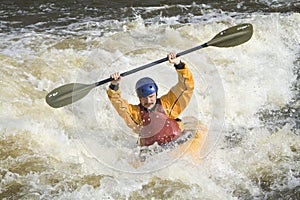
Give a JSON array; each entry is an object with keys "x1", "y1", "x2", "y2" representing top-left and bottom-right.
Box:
[{"x1": 135, "y1": 77, "x2": 158, "y2": 98}]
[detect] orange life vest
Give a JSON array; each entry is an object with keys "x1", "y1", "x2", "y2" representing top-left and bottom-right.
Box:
[{"x1": 139, "y1": 99, "x2": 182, "y2": 146}]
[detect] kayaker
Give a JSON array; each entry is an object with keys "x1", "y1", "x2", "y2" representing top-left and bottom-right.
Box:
[{"x1": 107, "y1": 52, "x2": 206, "y2": 156}]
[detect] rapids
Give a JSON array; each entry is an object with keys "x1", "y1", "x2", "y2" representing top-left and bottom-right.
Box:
[{"x1": 0, "y1": 1, "x2": 299, "y2": 199}]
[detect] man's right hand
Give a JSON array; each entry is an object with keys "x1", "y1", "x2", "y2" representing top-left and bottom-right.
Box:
[{"x1": 110, "y1": 72, "x2": 121, "y2": 85}]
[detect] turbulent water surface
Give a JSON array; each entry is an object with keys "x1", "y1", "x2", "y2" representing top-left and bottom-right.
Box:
[{"x1": 1, "y1": 0, "x2": 299, "y2": 199}]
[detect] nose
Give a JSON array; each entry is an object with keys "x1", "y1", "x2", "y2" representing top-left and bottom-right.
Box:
[{"x1": 145, "y1": 96, "x2": 152, "y2": 103}]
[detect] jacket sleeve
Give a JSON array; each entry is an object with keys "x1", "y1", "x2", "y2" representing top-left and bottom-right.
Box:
[
  {"x1": 107, "y1": 87, "x2": 141, "y2": 133},
  {"x1": 160, "y1": 62, "x2": 194, "y2": 119}
]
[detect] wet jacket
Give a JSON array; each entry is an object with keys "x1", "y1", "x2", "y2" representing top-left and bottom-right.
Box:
[{"x1": 107, "y1": 62, "x2": 194, "y2": 141}]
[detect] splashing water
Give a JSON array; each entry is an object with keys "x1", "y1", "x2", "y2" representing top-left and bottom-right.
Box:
[{"x1": 0, "y1": 1, "x2": 299, "y2": 199}]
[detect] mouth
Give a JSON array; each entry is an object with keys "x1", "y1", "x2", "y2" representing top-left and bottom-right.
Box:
[{"x1": 144, "y1": 103, "x2": 154, "y2": 108}]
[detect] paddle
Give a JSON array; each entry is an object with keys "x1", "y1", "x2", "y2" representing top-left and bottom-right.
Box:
[{"x1": 46, "y1": 23, "x2": 253, "y2": 108}]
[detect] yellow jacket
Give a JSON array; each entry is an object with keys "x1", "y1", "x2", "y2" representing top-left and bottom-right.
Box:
[{"x1": 107, "y1": 62, "x2": 194, "y2": 134}]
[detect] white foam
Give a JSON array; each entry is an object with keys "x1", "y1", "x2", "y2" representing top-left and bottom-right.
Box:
[{"x1": 1, "y1": 12, "x2": 299, "y2": 199}]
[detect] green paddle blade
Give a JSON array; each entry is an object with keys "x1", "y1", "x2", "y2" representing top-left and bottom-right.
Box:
[
  {"x1": 207, "y1": 23, "x2": 253, "y2": 47},
  {"x1": 46, "y1": 83, "x2": 96, "y2": 108}
]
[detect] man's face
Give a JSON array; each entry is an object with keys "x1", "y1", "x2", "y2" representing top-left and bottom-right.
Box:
[{"x1": 139, "y1": 93, "x2": 157, "y2": 109}]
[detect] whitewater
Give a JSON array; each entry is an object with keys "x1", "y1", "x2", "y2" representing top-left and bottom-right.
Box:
[{"x1": 0, "y1": 2, "x2": 299, "y2": 199}]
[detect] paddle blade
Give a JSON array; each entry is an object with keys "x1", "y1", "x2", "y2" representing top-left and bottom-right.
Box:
[
  {"x1": 207, "y1": 23, "x2": 253, "y2": 47},
  {"x1": 46, "y1": 83, "x2": 96, "y2": 108}
]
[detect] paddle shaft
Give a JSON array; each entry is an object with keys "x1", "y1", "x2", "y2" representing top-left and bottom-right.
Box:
[{"x1": 94, "y1": 43, "x2": 208, "y2": 87}]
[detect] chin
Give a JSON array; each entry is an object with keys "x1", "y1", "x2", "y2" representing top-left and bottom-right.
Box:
[{"x1": 144, "y1": 104, "x2": 155, "y2": 109}]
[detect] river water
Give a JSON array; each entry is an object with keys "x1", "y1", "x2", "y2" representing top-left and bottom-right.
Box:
[{"x1": 1, "y1": 1, "x2": 299, "y2": 199}]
